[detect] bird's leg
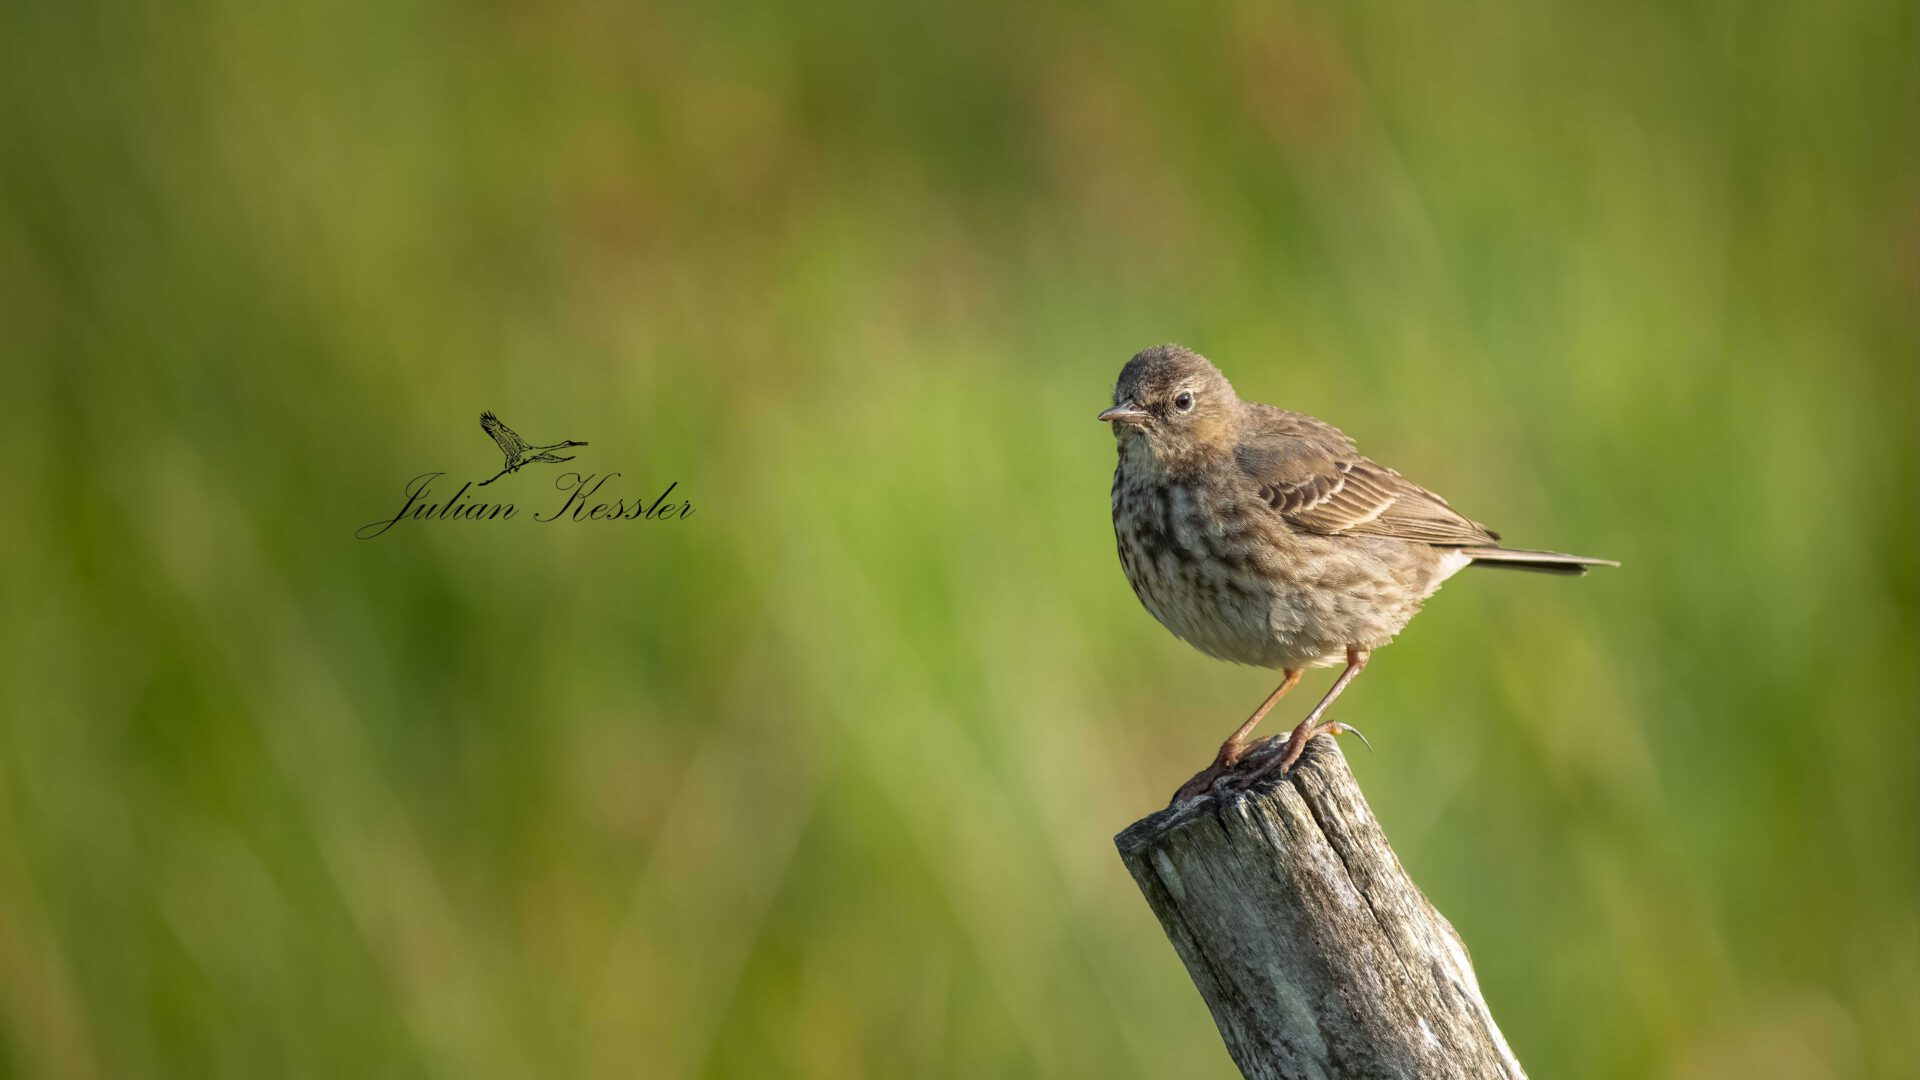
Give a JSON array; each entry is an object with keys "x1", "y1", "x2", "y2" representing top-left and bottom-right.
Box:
[
  {"x1": 478, "y1": 467, "x2": 512, "y2": 487},
  {"x1": 1170, "y1": 669, "x2": 1301, "y2": 804},
  {"x1": 1248, "y1": 646, "x2": 1372, "y2": 784},
  {"x1": 1219, "y1": 669, "x2": 1303, "y2": 767}
]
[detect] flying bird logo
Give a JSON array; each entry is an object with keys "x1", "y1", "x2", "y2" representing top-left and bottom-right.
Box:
[{"x1": 477, "y1": 412, "x2": 588, "y2": 486}]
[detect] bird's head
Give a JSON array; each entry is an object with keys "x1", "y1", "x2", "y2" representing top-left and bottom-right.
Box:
[{"x1": 1101, "y1": 344, "x2": 1240, "y2": 468}]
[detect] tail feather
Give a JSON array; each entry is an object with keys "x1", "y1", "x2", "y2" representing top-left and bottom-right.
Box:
[{"x1": 1457, "y1": 546, "x2": 1619, "y2": 576}]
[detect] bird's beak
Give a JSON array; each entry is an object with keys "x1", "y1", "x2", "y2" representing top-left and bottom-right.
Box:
[{"x1": 1098, "y1": 402, "x2": 1149, "y2": 426}]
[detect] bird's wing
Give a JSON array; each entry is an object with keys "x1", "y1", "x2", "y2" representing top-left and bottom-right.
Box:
[
  {"x1": 524, "y1": 452, "x2": 574, "y2": 464},
  {"x1": 1234, "y1": 408, "x2": 1500, "y2": 546},
  {"x1": 480, "y1": 412, "x2": 530, "y2": 460}
]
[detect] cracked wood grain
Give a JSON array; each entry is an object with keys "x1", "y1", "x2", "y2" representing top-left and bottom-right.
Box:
[{"x1": 1116, "y1": 737, "x2": 1525, "y2": 1080}]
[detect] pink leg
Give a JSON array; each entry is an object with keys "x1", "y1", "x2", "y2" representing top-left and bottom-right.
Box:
[
  {"x1": 1250, "y1": 646, "x2": 1372, "y2": 782},
  {"x1": 1170, "y1": 669, "x2": 1302, "y2": 804}
]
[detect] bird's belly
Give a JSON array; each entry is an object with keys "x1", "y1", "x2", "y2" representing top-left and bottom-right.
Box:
[{"x1": 1113, "y1": 488, "x2": 1451, "y2": 669}]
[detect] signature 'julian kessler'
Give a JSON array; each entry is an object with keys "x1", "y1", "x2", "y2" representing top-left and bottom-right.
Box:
[{"x1": 356, "y1": 472, "x2": 693, "y2": 539}]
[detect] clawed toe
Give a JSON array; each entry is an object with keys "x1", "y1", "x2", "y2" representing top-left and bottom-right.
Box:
[
  {"x1": 1240, "y1": 720, "x2": 1375, "y2": 786},
  {"x1": 1321, "y1": 722, "x2": 1372, "y2": 753},
  {"x1": 1170, "y1": 763, "x2": 1226, "y2": 806}
]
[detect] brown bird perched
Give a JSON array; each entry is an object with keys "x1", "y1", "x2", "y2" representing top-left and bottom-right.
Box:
[{"x1": 1103, "y1": 344, "x2": 1616, "y2": 803}]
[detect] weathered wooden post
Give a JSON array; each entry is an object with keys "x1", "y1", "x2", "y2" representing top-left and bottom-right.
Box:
[{"x1": 1116, "y1": 737, "x2": 1525, "y2": 1080}]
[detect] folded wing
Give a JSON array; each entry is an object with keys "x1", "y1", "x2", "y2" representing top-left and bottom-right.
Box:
[{"x1": 1236, "y1": 407, "x2": 1500, "y2": 546}]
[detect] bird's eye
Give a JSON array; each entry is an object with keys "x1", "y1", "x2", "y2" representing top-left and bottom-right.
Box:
[{"x1": 1174, "y1": 391, "x2": 1195, "y2": 412}]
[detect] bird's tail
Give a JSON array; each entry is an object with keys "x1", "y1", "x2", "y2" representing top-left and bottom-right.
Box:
[{"x1": 1456, "y1": 547, "x2": 1619, "y2": 576}]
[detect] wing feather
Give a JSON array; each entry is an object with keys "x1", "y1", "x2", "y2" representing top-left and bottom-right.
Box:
[
  {"x1": 1235, "y1": 409, "x2": 1500, "y2": 546},
  {"x1": 480, "y1": 411, "x2": 530, "y2": 460}
]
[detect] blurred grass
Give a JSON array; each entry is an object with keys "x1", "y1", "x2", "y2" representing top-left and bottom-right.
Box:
[{"x1": 1, "y1": 0, "x2": 1915, "y2": 1076}]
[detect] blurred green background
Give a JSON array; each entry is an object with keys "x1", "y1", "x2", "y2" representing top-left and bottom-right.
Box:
[{"x1": 2, "y1": 0, "x2": 1915, "y2": 1076}]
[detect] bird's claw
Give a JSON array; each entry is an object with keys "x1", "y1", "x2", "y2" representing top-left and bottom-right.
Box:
[
  {"x1": 1169, "y1": 764, "x2": 1226, "y2": 807},
  {"x1": 1170, "y1": 723, "x2": 1372, "y2": 806},
  {"x1": 1323, "y1": 722, "x2": 1372, "y2": 753},
  {"x1": 1233, "y1": 721, "x2": 1376, "y2": 788}
]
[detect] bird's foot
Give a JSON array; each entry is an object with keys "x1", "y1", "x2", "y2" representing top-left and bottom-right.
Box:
[
  {"x1": 1170, "y1": 761, "x2": 1230, "y2": 806},
  {"x1": 1168, "y1": 739, "x2": 1258, "y2": 806},
  {"x1": 1167, "y1": 722, "x2": 1373, "y2": 806},
  {"x1": 1242, "y1": 721, "x2": 1370, "y2": 786}
]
